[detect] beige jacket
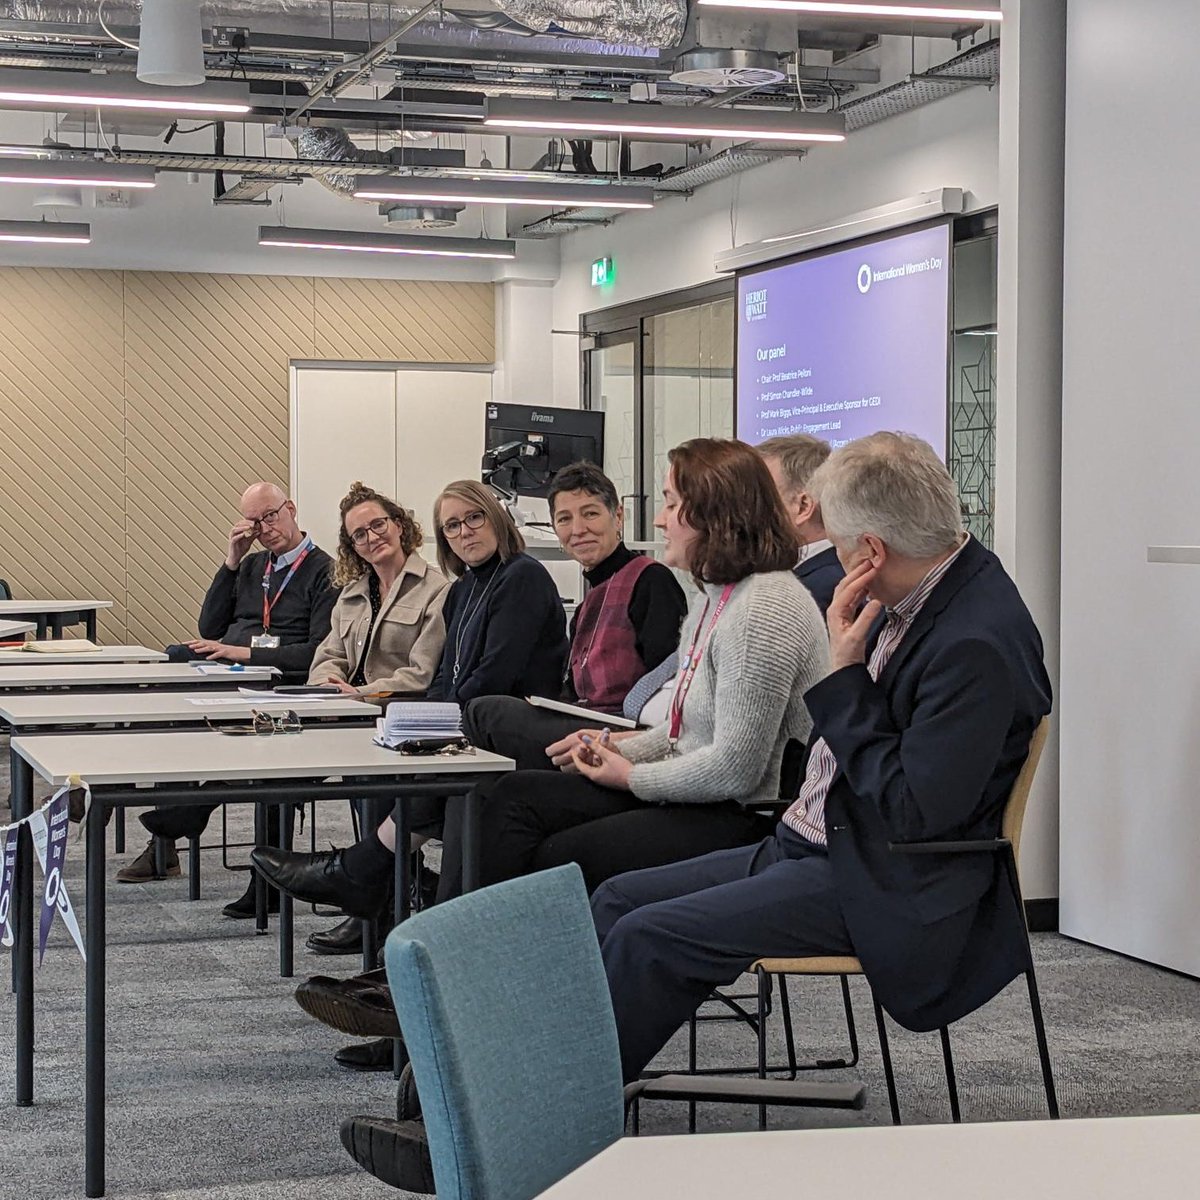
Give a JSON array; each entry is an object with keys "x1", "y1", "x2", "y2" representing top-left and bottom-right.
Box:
[{"x1": 308, "y1": 552, "x2": 449, "y2": 696}]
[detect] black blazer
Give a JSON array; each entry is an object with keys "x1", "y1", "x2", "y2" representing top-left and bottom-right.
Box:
[
  {"x1": 794, "y1": 545, "x2": 844, "y2": 616},
  {"x1": 803, "y1": 537, "x2": 1051, "y2": 1032}
]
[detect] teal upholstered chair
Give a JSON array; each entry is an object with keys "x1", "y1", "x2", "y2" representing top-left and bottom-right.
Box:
[
  {"x1": 384, "y1": 865, "x2": 625, "y2": 1200},
  {"x1": 385, "y1": 864, "x2": 864, "y2": 1200}
]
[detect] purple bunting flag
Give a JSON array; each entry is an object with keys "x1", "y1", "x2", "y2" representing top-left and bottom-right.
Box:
[{"x1": 38, "y1": 792, "x2": 71, "y2": 964}]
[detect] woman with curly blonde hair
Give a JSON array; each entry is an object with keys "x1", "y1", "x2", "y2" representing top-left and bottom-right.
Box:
[{"x1": 309, "y1": 481, "x2": 449, "y2": 697}]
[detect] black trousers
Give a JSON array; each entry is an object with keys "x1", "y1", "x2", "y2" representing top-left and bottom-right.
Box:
[
  {"x1": 463, "y1": 695, "x2": 593, "y2": 772},
  {"x1": 437, "y1": 770, "x2": 772, "y2": 902},
  {"x1": 592, "y1": 823, "x2": 854, "y2": 1083}
]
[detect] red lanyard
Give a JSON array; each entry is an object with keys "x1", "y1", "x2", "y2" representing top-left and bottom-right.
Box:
[
  {"x1": 261, "y1": 540, "x2": 311, "y2": 631},
  {"x1": 667, "y1": 583, "x2": 735, "y2": 747}
]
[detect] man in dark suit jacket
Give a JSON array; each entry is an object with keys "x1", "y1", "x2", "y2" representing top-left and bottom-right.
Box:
[
  {"x1": 758, "y1": 433, "x2": 844, "y2": 615},
  {"x1": 593, "y1": 432, "x2": 1051, "y2": 1082}
]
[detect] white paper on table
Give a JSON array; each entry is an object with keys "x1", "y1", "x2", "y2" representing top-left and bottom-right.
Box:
[
  {"x1": 189, "y1": 694, "x2": 336, "y2": 707},
  {"x1": 189, "y1": 664, "x2": 247, "y2": 675}
]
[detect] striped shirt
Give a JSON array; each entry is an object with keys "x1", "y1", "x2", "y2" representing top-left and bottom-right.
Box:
[{"x1": 783, "y1": 535, "x2": 971, "y2": 845}]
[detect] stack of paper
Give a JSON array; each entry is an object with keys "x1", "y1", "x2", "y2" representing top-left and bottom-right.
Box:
[
  {"x1": 374, "y1": 702, "x2": 462, "y2": 749},
  {"x1": 24, "y1": 638, "x2": 99, "y2": 654}
]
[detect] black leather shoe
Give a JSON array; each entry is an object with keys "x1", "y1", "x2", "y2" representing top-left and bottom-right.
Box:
[
  {"x1": 339, "y1": 1115, "x2": 434, "y2": 1192},
  {"x1": 334, "y1": 1037, "x2": 396, "y2": 1073},
  {"x1": 295, "y1": 969, "x2": 401, "y2": 1038},
  {"x1": 249, "y1": 846, "x2": 385, "y2": 920},
  {"x1": 221, "y1": 876, "x2": 280, "y2": 920},
  {"x1": 306, "y1": 916, "x2": 363, "y2": 956}
]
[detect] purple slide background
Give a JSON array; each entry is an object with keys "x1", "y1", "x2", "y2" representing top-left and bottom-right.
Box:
[{"x1": 736, "y1": 222, "x2": 951, "y2": 457}]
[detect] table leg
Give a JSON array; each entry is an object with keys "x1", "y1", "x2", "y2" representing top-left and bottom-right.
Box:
[
  {"x1": 11, "y1": 752, "x2": 33, "y2": 1105},
  {"x1": 34, "y1": 616, "x2": 47, "y2": 640},
  {"x1": 85, "y1": 794, "x2": 107, "y2": 1197},
  {"x1": 50, "y1": 615, "x2": 63, "y2": 640},
  {"x1": 392, "y1": 793, "x2": 411, "y2": 929},
  {"x1": 253, "y1": 804, "x2": 267, "y2": 935},
  {"x1": 461, "y1": 788, "x2": 481, "y2": 893},
  {"x1": 187, "y1": 838, "x2": 200, "y2": 902},
  {"x1": 85, "y1": 611, "x2": 97, "y2": 641},
  {"x1": 113, "y1": 808, "x2": 124, "y2": 855},
  {"x1": 360, "y1": 795, "x2": 387, "y2": 972},
  {"x1": 279, "y1": 804, "x2": 294, "y2": 979}
]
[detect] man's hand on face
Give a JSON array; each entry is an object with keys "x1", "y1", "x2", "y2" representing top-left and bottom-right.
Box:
[
  {"x1": 826, "y1": 560, "x2": 883, "y2": 671},
  {"x1": 186, "y1": 639, "x2": 251, "y2": 663},
  {"x1": 226, "y1": 519, "x2": 258, "y2": 570}
]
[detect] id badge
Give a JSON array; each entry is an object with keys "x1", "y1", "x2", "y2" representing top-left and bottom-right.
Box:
[{"x1": 251, "y1": 633, "x2": 281, "y2": 649}]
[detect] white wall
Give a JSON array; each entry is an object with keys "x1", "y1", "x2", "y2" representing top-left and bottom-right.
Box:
[
  {"x1": 550, "y1": 83, "x2": 1001, "y2": 406},
  {"x1": 1060, "y1": 0, "x2": 1200, "y2": 975}
]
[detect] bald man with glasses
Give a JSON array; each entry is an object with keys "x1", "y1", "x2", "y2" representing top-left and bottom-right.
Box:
[{"x1": 165, "y1": 481, "x2": 337, "y2": 681}]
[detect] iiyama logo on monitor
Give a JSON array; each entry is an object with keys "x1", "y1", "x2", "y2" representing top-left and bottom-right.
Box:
[
  {"x1": 529, "y1": 411, "x2": 555, "y2": 425},
  {"x1": 744, "y1": 287, "x2": 768, "y2": 322}
]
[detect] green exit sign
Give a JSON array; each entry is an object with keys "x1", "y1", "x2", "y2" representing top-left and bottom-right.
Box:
[{"x1": 590, "y1": 256, "x2": 615, "y2": 287}]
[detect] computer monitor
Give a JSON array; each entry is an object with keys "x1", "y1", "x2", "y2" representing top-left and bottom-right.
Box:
[{"x1": 483, "y1": 403, "x2": 605, "y2": 499}]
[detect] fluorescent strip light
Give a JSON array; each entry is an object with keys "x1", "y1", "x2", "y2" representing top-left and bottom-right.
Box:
[
  {"x1": 484, "y1": 97, "x2": 845, "y2": 144},
  {"x1": 0, "y1": 69, "x2": 251, "y2": 115},
  {"x1": 352, "y1": 176, "x2": 655, "y2": 211},
  {"x1": 0, "y1": 158, "x2": 156, "y2": 189},
  {"x1": 0, "y1": 219, "x2": 90, "y2": 244},
  {"x1": 697, "y1": 1, "x2": 1002, "y2": 19},
  {"x1": 258, "y1": 226, "x2": 517, "y2": 261}
]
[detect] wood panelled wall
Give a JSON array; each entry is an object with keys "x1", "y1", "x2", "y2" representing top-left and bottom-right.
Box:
[{"x1": 0, "y1": 269, "x2": 494, "y2": 649}]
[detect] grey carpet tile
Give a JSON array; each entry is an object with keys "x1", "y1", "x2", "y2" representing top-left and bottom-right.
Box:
[{"x1": 1, "y1": 801, "x2": 1198, "y2": 1197}]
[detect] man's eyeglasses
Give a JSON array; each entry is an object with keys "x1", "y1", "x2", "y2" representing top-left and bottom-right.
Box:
[
  {"x1": 350, "y1": 516, "x2": 394, "y2": 545},
  {"x1": 441, "y1": 510, "x2": 488, "y2": 539},
  {"x1": 205, "y1": 709, "x2": 303, "y2": 736},
  {"x1": 250, "y1": 503, "x2": 290, "y2": 530}
]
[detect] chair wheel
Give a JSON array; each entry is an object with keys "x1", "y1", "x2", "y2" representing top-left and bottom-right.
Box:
[{"x1": 396, "y1": 1062, "x2": 422, "y2": 1121}]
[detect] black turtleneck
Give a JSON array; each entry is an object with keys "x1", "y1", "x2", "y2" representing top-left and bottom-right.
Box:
[
  {"x1": 569, "y1": 542, "x2": 688, "y2": 692},
  {"x1": 428, "y1": 551, "x2": 568, "y2": 705}
]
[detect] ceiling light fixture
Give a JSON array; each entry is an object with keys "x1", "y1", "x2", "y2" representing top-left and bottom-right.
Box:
[
  {"x1": 697, "y1": 1, "x2": 1002, "y2": 19},
  {"x1": 484, "y1": 97, "x2": 845, "y2": 145},
  {"x1": 0, "y1": 69, "x2": 251, "y2": 115},
  {"x1": 0, "y1": 218, "x2": 90, "y2": 244},
  {"x1": 352, "y1": 177, "x2": 655, "y2": 211},
  {"x1": 0, "y1": 158, "x2": 156, "y2": 189},
  {"x1": 258, "y1": 226, "x2": 517, "y2": 261},
  {"x1": 137, "y1": 0, "x2": 206, "y2": 87}
]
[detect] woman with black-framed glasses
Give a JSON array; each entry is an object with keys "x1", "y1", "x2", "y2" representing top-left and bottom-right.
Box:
[{"x1": 309, "y1": 482, "x2": 449, "y2": 697}]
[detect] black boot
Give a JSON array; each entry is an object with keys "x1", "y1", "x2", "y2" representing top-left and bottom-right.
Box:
[
  {"x1": 339, "y1": 1114, "x2": 434, "y2": 1192},
  {"x1": 334, "y1": 1037, "x2": 396, "y2": 1073},
  {"x1": 251, "y1": 837, "x2": 392, "y2": 920},
  {"x1": 306, "y1": 915, "x2": 364, "y2": 955},
  {"x1": 221, "y1": 874, "x2": 281, "y2": 919}
]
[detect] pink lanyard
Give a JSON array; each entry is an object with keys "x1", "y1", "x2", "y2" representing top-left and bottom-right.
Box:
[{"x1": 667, "y1": 583, "x2": 735, "y2": 748}]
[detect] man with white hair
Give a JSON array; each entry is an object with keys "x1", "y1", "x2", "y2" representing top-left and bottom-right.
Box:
[
  {"x1": 120, "y1": 482, "x2": 337, "y2": 894},
  {"x1": 592, "y1": 432, "x2": 1052, "y2": 1083}
]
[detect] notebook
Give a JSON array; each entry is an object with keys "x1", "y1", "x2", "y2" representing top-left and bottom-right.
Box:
[
  {"x1": 374, "y1": 702, "x2": 463, "y2": 750},
  {"x1": 22, "y1": 638, "x2": 100, "y2": 654}
]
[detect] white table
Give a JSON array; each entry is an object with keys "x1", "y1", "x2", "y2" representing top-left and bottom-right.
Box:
[
  {"x1": 0, "y1": 599, "x2": 112, "y2": 639},
  {"x1": 0, "y1": 619, "x2": 35, "y2": 639},
  {"x1": 0, "y1": 645, "x2": 167, "y2": 665},
  {"x1": 8, "y1": 727, "x2": 514, "y2": 1197},
  {"x1": 0, "y1": 662, "x2": 276, "y2": 691},
  {"x1": 537, "y1": 1114, "x2": 1200, "y2": 1200}
]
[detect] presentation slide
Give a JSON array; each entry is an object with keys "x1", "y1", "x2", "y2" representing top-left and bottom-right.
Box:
[{"x1": 736, "y1": 222, "x2": 951, "y2": 457}]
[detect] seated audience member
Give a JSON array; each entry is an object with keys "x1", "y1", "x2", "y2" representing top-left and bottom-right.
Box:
[
  {"x1": 464, "y1": 460, "x2": 686, "y2": 771},
  {"x1": 757, "y1": 433, "x2": 844, "y2": 614},
  {"x1": 593, "y1": 432, "x2": 1053, "y2": 1084},
  {"x1": 308, "y1": 481, "x2": 448, "y2": 699},
  {"x1": 302, "y1": 481, "x2": 448, "y2": 952},
  {"x1": 118, "y1": 483, "x2": 336, "y2": 892},
  {"x1": 274, "y1": 438, "x2": 832, "y2": 1075},
  {"x1": 251, "y1": 479, "x2": 568, "y2": 930}
]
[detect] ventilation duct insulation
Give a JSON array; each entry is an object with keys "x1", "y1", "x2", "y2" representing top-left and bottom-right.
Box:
[
  {"x1": 137, "y1": 0, "x2": 205, "y2": 87},
  {"x1": 669, "y1": 49, "x2": 786, "y2": 89},
  {"x1": 0, "y1": 3, "x2": 688, "y2": 49}
]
